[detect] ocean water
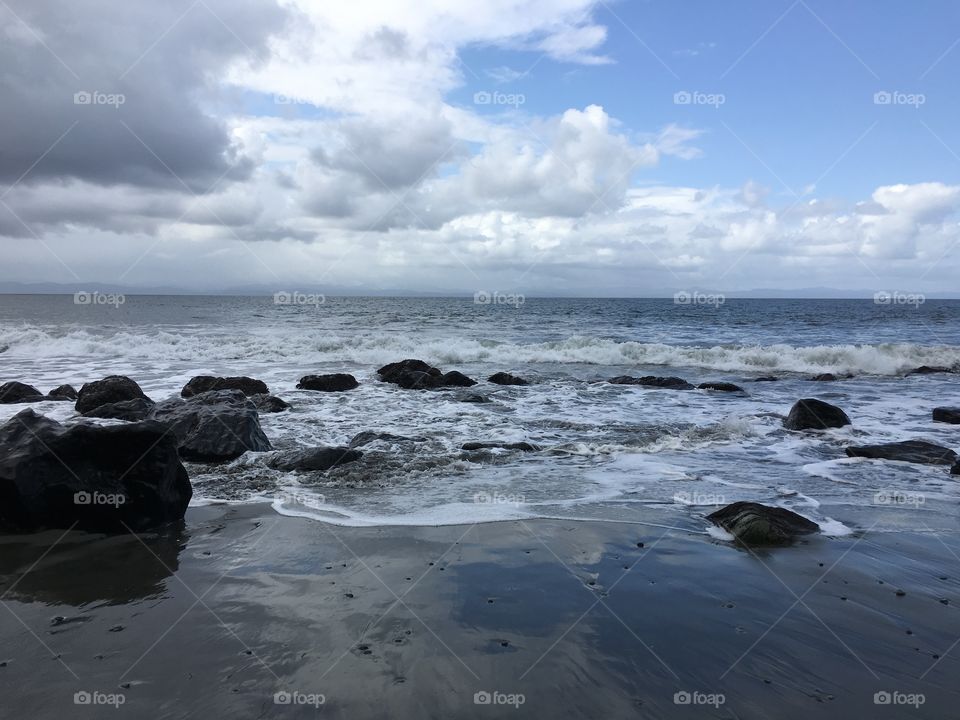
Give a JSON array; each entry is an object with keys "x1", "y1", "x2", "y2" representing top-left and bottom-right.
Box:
[{"x1": 1, "y1": 295, "x2": 959, "y2": 534}]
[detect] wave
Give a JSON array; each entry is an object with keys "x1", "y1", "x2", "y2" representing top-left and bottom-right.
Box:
[{"x1": 1, "y1": 326, "x2": 958, "y2": 375}]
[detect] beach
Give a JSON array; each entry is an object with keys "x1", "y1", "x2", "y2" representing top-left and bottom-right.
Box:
[{"x1": 2, "y1": 503, "x2": 957, "y2": 719}]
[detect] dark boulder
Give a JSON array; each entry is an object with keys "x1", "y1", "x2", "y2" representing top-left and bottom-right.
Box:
[
  {"x1": 933, "y1": 407, "x2": 960, "y2": 424},
  {"x1": 181, "y1": 375, "x2": 269, "y2": 397},
  {"x1": 489, "y1": 372, "x2": 529, "y2": 386},
  {"x1": 462, "y1": 441, "x2": 540, "y2": 452},
  {"x1": 442, "y1": 371, "x2": 477, "y2": 387},
  {"x1": 349, "y1": 431, "x2": 426, "y2": 448},
  {"x1": 82, "y1": 398, "x2": 154, "y2": 422},
  {"x1": 0, "y1": 381, "x2": 45, "y2": 404},
  {"x1": 698, "y1": 382, "x2": 745, "y2": 393},
  {"x1": 707, "y1": 502, "x2": 819, "y2": 545},
  {"x1": 378, "y1": 359, "x2": 440, "y2": 381},
  {"x1": 251, "y1": 394, "x2": 290, "y2": 413},
  {"x1": 0, "y1": 409, "x2": 191, "y2": 532},
  {"x1": 609, "y1": 375, "x2": 694, "y2": 389},
  {"x1": 952, "y1": 460, "x2": 959, "y2": 476},
  {"x1": 809, "y1": 373, "x2": 838, "y2": 382},
  {"x1": 76, "y1": 376, "x2": 152, "y2": 414},
  {"x1": 783, "y1": 399, "x2": 851, "y2": 431},
  {"x1": 150, "y1": 390, "x2": 272, "y2": 462},
  {"x1": 845, "y1": 440, "x2": 957, "y2": 466},
  {"x1": 754, "y1": 376, "x2": 779, "y2": 382},
  {"x1": 266, "y1": 446, "x2": 362, "y2": 472},
  {"x1": 907, "y1": 366, "x2": 956, "y2": 375},
  {"x1": 396, "y1": 370, "x2": 444, "y2": 389},
  {"x1": 47, "y1": 384, "x2": 78, "y2": 401},
  {"x1": 297, "y1": 373, "x2": 359, "y2": 392}
]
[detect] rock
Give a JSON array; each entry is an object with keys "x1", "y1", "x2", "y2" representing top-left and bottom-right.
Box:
[
  {"x1": 266, "y1": 447, "x2": 362, "y2": 472},
  {"x1": 462, "y1": 441, "x2": 540, "y2": 452},
  {"x1": 698, "y1": 382, "x2": 745, "y2": 393},
  {"x1": 608, "y1": 376, "x2": 694, "y2": 389},
  {"x1": 952, "y1": 460, "x2": 960, "y2": 476},
  {"x1": 349, "y1": 431, "x2": 425, "y2": 448},
  {"x1": 150, "y1": 390, "x2": 272, "y2": 462},
  {"x1": 783, "y1": 399, "x2": 851, "y2": 430},
  {"x1": 378, "y1": 359, "x2": 440, "y2": 382},
  {"x1": 0, "y1": 409, "x2": 191, "y2": 532},
  {"x1": 82, "y1": 398, "x2": 154, "y2": 421},
  {"x1": 809, "y1": 373, "x2": 838, "y2": 381},
  {"x1": 441, "y1": 371, "x2": 477, "y2": 387},
  {"x1": 0, "y1": 381, "x2": 45, "y2": 404},
  {"x1": 181, "y1": 375, "x2": 269, "y2": 397},
  {"x1": 933, "y1": 407, "x2": 960, "y2": 424},
  {"x1": 707, "y1": 502, "x2": 819, "y2": 545},
  {"x1": 377, "y1": 359, "x2": 474, "y2": 389},
  {"x1": 488, "y1": 372, "x2": 529, "y2": 386},
  {"x1": 754, "y1": 376, "x2": 779, "y2": 382},
  {"x1": 907, "y1": 366, "x2": 956, "y2": 375},
  {"x1": 47, "y1": 384, "x2": 78, "y2": 401},
  {"x1": 459, "y1": 393, "x2": 491, "y2": 404},
  {"x1": 75, "y1": 376, "x2": 152, "y2": 415},
  {"x1": 251, "y1": 394, "x2": 290, "y2": 413},
  {"x1": 845, "y1": 440, "x2": 957, "y2": 466},
  {"x1": 297, "y1": 373, "x2": 359, "y2": 392}
]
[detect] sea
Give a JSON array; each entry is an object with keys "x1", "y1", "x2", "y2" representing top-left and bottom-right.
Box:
[{"x1": 1, "y1": 295, "x2": 959, "y2": 535}]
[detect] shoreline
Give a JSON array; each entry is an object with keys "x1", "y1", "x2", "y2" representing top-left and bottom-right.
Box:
[{"x1": 3, "y1": 503, "x2": 957, "y2": 719}]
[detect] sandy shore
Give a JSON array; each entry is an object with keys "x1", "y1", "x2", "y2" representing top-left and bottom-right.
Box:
[{"x1": 1, "y1": 504, "x2": 957, "y2": 718}]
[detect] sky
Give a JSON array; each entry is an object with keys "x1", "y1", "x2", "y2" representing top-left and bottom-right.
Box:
[{"x1": 1, "y1": 0, "x2": 959, "y2": 296}]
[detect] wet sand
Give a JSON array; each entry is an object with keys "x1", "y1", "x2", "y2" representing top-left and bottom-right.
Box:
[{"x1": 1, "y1": 504, "x2": 958, "y2": 719}]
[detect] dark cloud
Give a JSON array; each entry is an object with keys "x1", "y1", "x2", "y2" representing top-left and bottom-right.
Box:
[{"x1": 0, "y1": 0, "x2": 288, "y2": 192}]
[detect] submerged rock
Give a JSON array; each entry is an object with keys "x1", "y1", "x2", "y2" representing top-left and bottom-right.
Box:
[
  {"x1": 150, "y1": 390, "x2": 272, "y2": 462},
  {"x1": 845, "y1": 440, "x2": 957, "y2": 466},
  {"x1": 349, "y1": 431, "x2": 426, "y2": 448},
  {"x1": 809, "y1": 373, "x2": 838, "y2": 381},
  {"x1": 0, "y1": 381, "x2": 45, "y2": 404},
  {"x1": 707, "y1": 502, "x2": 819, "y2": 545},
  {"x1": 297, "y1": 373, "x2": 359, "y2": 392},
  {"x1": 754, "y1": 376, "x2": 779, "y2": 382},
  {"x1": 608, "y1": 376, "x2": 694, "y2": 389},
  {"x1": 952, "y1": 460, "x2": 960, "y2": 476},
  {"x1": 933, "y1": 407, "x2": 960, "y2": 424},
  {"x1": 251, "y1": 394, "x2": 290, "y2": 413},
  {"x1": 76, "y1": 376, "x2": 152, "y2": 415},
  {"x1": 907, "y1": 366, "x2": 956, "y2": 375},
  {"x1": 181, "y1": 375, "x2": 269, "y2": 397},
  {"x1": 462, "y1": 441, "x2": 540, "y2": 452},
  {"x1": 82, "y1": 398, "x2": 154, "y2": 421},
  {"x1": 783, "y1": 399, "x2": 851, "y2": 430},
  {"x1": 266, "y1": 446, "x2": 362, "y2": 472},
  {"x1": 47, "y1": 384, "x2": 78, "y2": 401},
  {"x1": 0, "y1": 409, "x2": 191, "y2": 532},
  {"x1": 698, "y1": 382, "x2": 745, "y2": 393},
  {"x1": 459, "y1": 393, "x2": 491, "y2": 404},
  {"x1": 489, "y1": 372, "x2": 529, "y2": 386}
]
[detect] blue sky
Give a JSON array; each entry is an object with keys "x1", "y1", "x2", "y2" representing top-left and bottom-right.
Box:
[{"x1": 458, "y1": 0, "x2": 960, "y2": 200}]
